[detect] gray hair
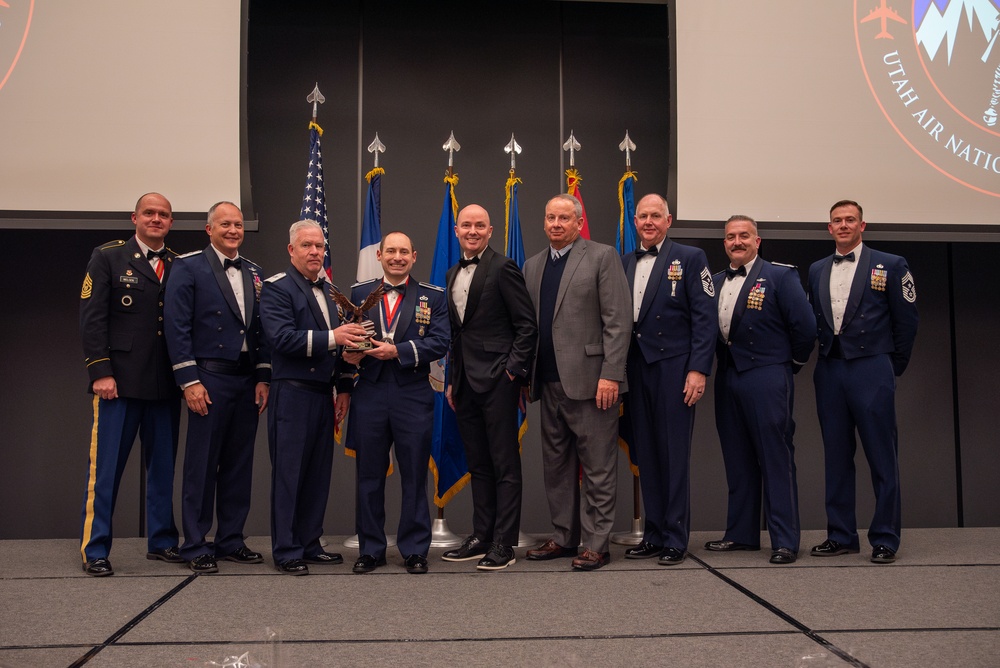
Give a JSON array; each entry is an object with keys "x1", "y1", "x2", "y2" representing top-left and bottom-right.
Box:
[
  {"x1": 548, "y1": 193, "x2": 583, "y2": 219},
  {"x1": 289, "y1": 219, "x2": 324, "y2": 244},
  {"x1": 726, "y1": 214, "x2": 758, "y2": 234},
  {"x1": 207, "y1": 201, "x2": 239, "y2": 226}
]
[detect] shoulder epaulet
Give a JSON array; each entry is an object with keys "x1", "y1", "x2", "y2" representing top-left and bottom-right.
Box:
[
  {"x1": 241, "y1": 256, "x2": 261, "y2": 269},
  {"x1": 772, "y1": 262, "x2": 798, "y2": 269},
  {"x1": 176, "y1": 250, "x2": 202, "y2": 259},
  {"x1": 351, "y1": 278, "x2": 379, "y2": 289},
  {"x1": 98, "y1": 240, "x2": 126, "y2": 251},
  {"x1": 265, "y1": 272, "x2": 286, "y2": 283},
  {"x1": 165, "y1": 246, "x2": 180, "y2": 257},
  {"x1": 419, "y1": 281, "x2": 445, "y2": 292},
  {"x1": 711, "y1": 270, "x2": 726, "y2": 278}
]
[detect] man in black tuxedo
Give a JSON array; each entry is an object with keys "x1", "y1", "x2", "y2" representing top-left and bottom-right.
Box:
[{"x1": 442, "y1": 204, "x2": 537, "y2": 571}]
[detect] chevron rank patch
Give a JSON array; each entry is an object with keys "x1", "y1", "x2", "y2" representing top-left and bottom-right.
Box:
[
  {"x1": 901, "y1": 271, "x2": 916, "y2": 303},
  {"x1": 701, "y1": 267, "x2": 715, "y2": 297},
  {"x1": 81, "y1": 273, "x2": 93, "y2": 299}
]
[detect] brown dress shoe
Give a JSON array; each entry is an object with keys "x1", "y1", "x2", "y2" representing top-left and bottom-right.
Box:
[
  {"x1": 571, "y1": 549, "x2": 610, "y2": 571},
  {"x1": 526, "y1": 539, "x2": 578, "y2": 561}
]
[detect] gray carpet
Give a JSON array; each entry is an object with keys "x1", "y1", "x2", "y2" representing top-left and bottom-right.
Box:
[{"x1": 0, "y1": 529, "x2": 997, "y2": 667}]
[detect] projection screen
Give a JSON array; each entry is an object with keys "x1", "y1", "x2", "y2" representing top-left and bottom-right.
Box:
[
  {"x1": 674, "y1": 0, "x2": 1000, "y2": 239},
  {"x1": 0, "y1": 0, "x2": 250, "y2": 228}
]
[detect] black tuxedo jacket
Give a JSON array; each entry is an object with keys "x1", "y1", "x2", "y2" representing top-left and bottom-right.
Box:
[{"x1": 445, "y1": 246, "x2": 537, "y2": 396}]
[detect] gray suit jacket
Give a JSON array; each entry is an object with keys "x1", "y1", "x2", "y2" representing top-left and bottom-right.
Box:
[{"x1": 523, "y1": 237, "x2": 631, "y2": 402}]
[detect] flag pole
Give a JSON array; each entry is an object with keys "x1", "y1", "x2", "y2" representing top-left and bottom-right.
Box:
[
  {"x1": 562, "y1": 130, "x2": 590, "y2": 239},
  {"x1": 612, "y1": 130, "x2": 644, "y2": 546},
  {"x1": 344, "y1": 132, "x2": 398, "y2": 549},
  {"x1": 429, "y1": 131, "x2": 464, "y2": 549},
  {"x1": 501, "y1": 134, "x2": 537, "y2": 550}
]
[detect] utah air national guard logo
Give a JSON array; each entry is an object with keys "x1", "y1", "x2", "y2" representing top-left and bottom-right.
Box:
[
  {"x1": 856, "y1": 0, "x2": 1000, "y2": 198},
  {"x1": 0, "y1": 0, "x2": 33, "y2": 95}
]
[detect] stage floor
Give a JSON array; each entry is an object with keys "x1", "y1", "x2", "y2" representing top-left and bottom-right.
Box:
[{"x1": 1, "y1": 528, "x2": 997, "y2": 667}]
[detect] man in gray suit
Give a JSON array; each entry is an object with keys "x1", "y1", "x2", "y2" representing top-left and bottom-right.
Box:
[{"x1": 522, "y1": 194, "x2": 632, "y2": 571}]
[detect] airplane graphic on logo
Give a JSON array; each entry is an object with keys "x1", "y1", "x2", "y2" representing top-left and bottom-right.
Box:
[{"x1": 860, "y1": 0, "x2": 907, "y2": 40}]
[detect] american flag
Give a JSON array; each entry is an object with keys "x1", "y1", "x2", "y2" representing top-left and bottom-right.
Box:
[{"x1": 299, "y1": 122, "x2": 331, "y2": 280}]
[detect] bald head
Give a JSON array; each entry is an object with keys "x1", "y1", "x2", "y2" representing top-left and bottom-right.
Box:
[{"x1": 455, "y1": 203, "x2": 493, "y2": 258}]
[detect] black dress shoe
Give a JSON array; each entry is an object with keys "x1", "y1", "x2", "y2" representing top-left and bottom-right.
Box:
[
  {"x1": 526, "y1": 539, "x2": 578, "y2": 560},
  {"x1": 442, "y1": 535, "x2": 488, "y2": 562},
  {"x1": 303, "y1": 551, "x2": 343, "y2": 565},
  {"x1": 624, "y1": 541, "x2": 663, "y2": 559},
  {"x1": 571, "y1": 549, "x2": 610, "y2": 571},
  {"x1": 146, "y1": 546, "x2": 184, "y2": 563},
  {"x1": 658, "y1": 547, "x2": 687, "y2": 565},
  {"x1": 404, "y1": 554, "x2": 429, "y2": 574},
  {"x1": 477, "y1": 544, "x2": 515, "y2": 571},
  {"x1": 769, "y1": 548, "x2": 797, "y2": 564},
  {"x1": 704, "y1": 540, "x2": 760, "y2": 552},
  {"x1": 275, "y1": 559, "x2": 309, "y2": 575},
  {"x1": 870, "y1": 545, "x2": 897, "y2": 563},
  {"x1": 189, "y1": 554, "x2": 218, "y2": 573},
  {"x1": 221, "y1": 546, "x2": 264, "y2": 564},
  {"x1": 352, "y1": 555, "x2": 386, "y2": 574},
  {"x1": 83, "y1": 558, "x2": 114, "y2": 577},
  {"x1": 810, "y1": 539, "x2": 859, "y2": 557}
]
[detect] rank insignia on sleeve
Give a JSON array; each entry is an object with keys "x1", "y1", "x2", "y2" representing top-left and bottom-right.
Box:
[
  {"x1": 701, "y1": 267, "x2": 715, "y2": 298},
  {"x1": 901, "y1": 271, "x2": 916, "y2": 303},
  {"x1": 81, "y1": 273, "x2": 93, "y2": 299}
]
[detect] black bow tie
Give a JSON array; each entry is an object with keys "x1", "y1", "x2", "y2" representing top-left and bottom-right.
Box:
[
  {"x1": 224, "y1": 257, "x2": 242, "y2": 271},
  {"x1": 635, "y1": 246, "x2": 658, "y2": 259},
  {"x1": 833, "y1": 252, "x2": 855, "y2": 264},
  {"x1": 459, "y1": 256, "x2": 480, "y2": 268},
  {"x1": 383, "y1": 282, "x2": 405, "y2": 294},
  {"x1": 725, "y1": 265, "x2": 747, "y2": 279},
  {"x1": 146, "y1": 249, "x2": 167, "y2": 261},
  {"x1": 309, "y1": 278, "x2": 326, "y2": 289}
]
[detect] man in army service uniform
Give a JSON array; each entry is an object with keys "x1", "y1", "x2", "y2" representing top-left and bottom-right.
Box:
[{"x1": 78, "y1": 192, "x2": 183, "y2": 576}]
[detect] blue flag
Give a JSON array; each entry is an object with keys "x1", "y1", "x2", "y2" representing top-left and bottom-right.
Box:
[
  {"x1": 504, "y1": 173, "x2": 528, "y2": 443},
  {"x1": 616, "y1": 171, "x2": 638, "y2": 255},
  {"x1": 357, "y1": 168, "x2": 384, "y2": 282},
  {"x1": 616, "y1": 170, "x2": 640, "y2": 475},
  {"x1": 299, "y1": 122, "x2": 331, "y2": 280},
  {"x1": 429, "y1": 174, "x2": 470, "y2": 507}
]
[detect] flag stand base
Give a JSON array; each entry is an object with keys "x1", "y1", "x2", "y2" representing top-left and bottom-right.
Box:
[
  {"x1": 611, "y1": 474, "x2": 644, "y2": 545},
  {"x1": 343, "y1": 534, "x2": 397, "y2": 549},
  {"x1": 516, "y1": 531, "x2": 538, "y2": 549},
  {"x1": 430, "y1": 517, "x2": 463, "y2": 548},
  {"x1": 611, "y1": 518, "x2": 644, "y2": 546}
]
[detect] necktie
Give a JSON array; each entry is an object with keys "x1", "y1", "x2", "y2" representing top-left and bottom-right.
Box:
[
  {"x1": 147, "y1": 249, "x2": 167, "y2": 280},
  {"x1": 310, "y1": 278, "x2": 326, "y2": 289},
  {"x1": 725, "y1": 265, "x2": 747, "y2": 279},
  {"x1": 459, "y1": 256, "x2": 480, "y2": 268},
  {"x1": 833, "y1": 252, "x2": 855, "y2": 264},
  {"x1": 224, "y1": 257, "x2": 242, "y2": 271},
  {"x1": 635, "y1": 246, "x2": 658, "y2": 259},
  {"x1": 383, "y1": 282, "x2": 406, "y2": 294}
]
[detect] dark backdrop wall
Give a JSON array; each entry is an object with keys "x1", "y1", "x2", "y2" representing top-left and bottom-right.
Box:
[{"x1": 0, "y1": 1, "x2": 995, "y2": 543}]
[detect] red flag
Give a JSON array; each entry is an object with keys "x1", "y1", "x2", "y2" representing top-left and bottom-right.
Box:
[{"x1": 565, "y1": 168, "x2": 591, "y2": 239}]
